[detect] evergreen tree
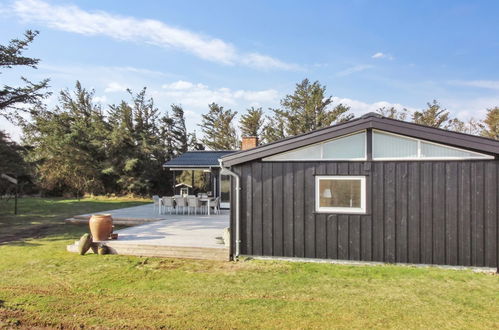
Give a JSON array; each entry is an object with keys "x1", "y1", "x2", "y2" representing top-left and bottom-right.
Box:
[
  {"x1": 24, "y1": 82, "x2": 108, "y2": 196},
  {"x1": 447, "y1": 117, "x2": 484, "y2": 135},
  {"x1": 0, "y1": 130, "x2": 32, "y2": 196},
  {"x1": 170, "y1": 104, "x2": 188, "y2": 154},
  {"x1": 199, "y1": 103, "x2": 239, "y2": 150},
  {"x1": 412, "y1": 100, "x2": 450, "y2": 128},
  {"x1": 239, "y1": 107, "x2": 263, "y2": 139},
  {"x1": 0, "y1": 130, "x2": 27, "y2": 176},
  {"x1": 376, "y1": 106, "x2": 409, "y2": 121},
  {"x1": 106, "y1": 90, "x2": 173, "y2": 195},
  {"x1": 482, "y1": 107, "x2": 499, "y2": 140},
  {"x1": 270, "y1": 79, "x2": 353, "y2": 137},
  {"x1": 188, "y1": 131, "x2": 205, "y2": 150},
  {"x1": 105, "y1": 101, "x2": 137, "y2": 193},
  {"x1": 159, "y1": 114, "x2": 175, "y2": 158},
  {"x1": 261, "y1": 111, "x2": 286, "y2": 143},
  {"x1": 123, "y1": 88, "x2": 166, "y2": 195},
  {"x1": 0, "y1": 30, "x2": 50, "y2": 122}
]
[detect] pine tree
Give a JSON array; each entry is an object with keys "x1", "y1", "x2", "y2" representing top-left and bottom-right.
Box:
[
  {"x1": 482, "y1": 107, "x2": 499, "y2": 140},
  {"x1": 199, "y1": 103, "x2": 239, "y2": 150},
  {"x1": 261, "y1": 111, "x2": 286, "y2": 143},
  {"x1": 188, "y1": 131, "x2": 205, "y2": 150},
  {"x1": 239, "y1": 107, "x2": 263, "y2": 138},
  {"x1": 106, "y1": 101, "x2": 137, "y2": 193},
  {"x1": 270, "y1": 79, "x2": 353, "y2": 137},
  {"x1": 412, "y1": 100, "x2": 450, "y2": 128},
  {"x1": 159, "y1": 114, "x2": 175, "y2": 158},
  {"x1": 0, "y1": 30, "x2": 50, "y2": 122},
  {"x1": 0, "y1": 130, "x2": 27, "y2": 176},
  {"x1": 376, "y1": 106, "x2": 409, "y2": 121},
  {"x1": 170, "y1": 104, "x2": 188, "y2": 154},
  {"x1": 447, "y1": 117, "x2": 484, "y2": 135},
  {"x1": 24, "y1": 82, "x2": 108, "y2": 196}
]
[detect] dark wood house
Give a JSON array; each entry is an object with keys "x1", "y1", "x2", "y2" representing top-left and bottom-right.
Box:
[{"x1": 220, "y1": 113, "x2": 499, "y2": 268}]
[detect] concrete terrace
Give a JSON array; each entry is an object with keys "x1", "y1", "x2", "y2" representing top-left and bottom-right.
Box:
[
  {"x1": 66, "y1": 204, "x2": 168, "y2": 225},
  {"x1": 67, "y1": 204, "x2": 230, "y2": 260}
]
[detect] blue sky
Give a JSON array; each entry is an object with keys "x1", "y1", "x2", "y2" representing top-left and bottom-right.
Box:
[{"x1": 2, "y1": 0, "x2": 499, "y2": 140}]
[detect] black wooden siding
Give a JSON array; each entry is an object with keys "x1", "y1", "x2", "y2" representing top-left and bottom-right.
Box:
[{"x1": 230, "y1": 160, "x2": 499, "y2": 268}]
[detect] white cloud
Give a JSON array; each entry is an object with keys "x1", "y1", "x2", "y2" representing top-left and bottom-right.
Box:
[
  {"x1": 111, "y1": 66, "x2": 169, "y2": 77},
  {"x1": 11, "y1": 0, "x2": 298, "y2": 70},
  {"x1": 336, "y1": 64, "x2": 373, "y2": 77},
  {"x1": 93, "y1": 95, "x2": 107, "y2": 104},
  {"x1": 448, "y1": 80, "x2": 499, "y2": 91},
  {"x1": 371, "y1": 52, "x2": 394, "y2": 60},
  {"x1": 241, "y1": 53, "x2": 301, "y2": 71},
  {"x1": 104, "y1": 82, "x2": 127, "y2": 93},
  {"x1": 159, "y1": 80, "x2": 279, "y2": 108},
  {"x1": 162, "y1": 80, "x2": 198, "y2": 90},
  {"x1": 442, "y1": 97, "x2": 499, "y2": 120},
  {"x1": 332, "y1": 97, "x2": 417, "y2": 117}
]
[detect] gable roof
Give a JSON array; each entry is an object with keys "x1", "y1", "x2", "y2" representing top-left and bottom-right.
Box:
[
  {"x1": 221, "y1": 112, "x2": 499, "y2": 166},
  {"x1": 164, "y1": 150, "x2": 235, "y2": 168}
]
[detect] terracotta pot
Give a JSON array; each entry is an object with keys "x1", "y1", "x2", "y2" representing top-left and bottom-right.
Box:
[{"x1": 89, "y1": 214, "x2": 113, "y2": 241}]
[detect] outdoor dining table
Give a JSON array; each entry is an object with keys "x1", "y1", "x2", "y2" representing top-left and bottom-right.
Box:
[
  {"x1": 199, "y1": 197, "x2": 215, "y2": 216},
  {"x1": 158, "y1": 197, "x2": 215, "y2": 215}
]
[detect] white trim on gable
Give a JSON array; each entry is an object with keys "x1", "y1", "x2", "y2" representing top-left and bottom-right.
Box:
[
  {"x1": 262, "y1": 130, "x2": 367, "y2": 161},
  {"x1": 372, "y1": 130, "x2": 494, "y2": 161}
]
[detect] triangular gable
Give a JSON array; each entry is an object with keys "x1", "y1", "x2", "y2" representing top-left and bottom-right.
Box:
[
  {"x1": 372, "y1": 130, "x2": 492, "y2": 160},
  {"x1": 263, "y1": 131, "x2": 366, "y2": 161},
  {"x1": 221, "y1": 113, "x2": 499, "y2": 166}
]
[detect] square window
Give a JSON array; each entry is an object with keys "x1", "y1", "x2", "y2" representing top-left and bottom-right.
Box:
[{"x1": 315, "y1": 176, "x2": 366, "y2": 213}]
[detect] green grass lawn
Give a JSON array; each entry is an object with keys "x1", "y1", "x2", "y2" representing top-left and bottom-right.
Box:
[
  {"x1": 0, "y1": 196, "x2": 150, "y2": 242},
  {"x1": 1, "y1": 197, "x2": 498, "y2": 328}
]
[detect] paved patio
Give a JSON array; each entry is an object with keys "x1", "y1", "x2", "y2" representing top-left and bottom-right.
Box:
[
  {"x1": 113, "y1": 210, "x2": 230, "y2": 249},
  {"x1": 82, "y1": 203, "x2": 168, "y2": 220},
  {"x1": 67, "y1": 204, "x2": 231, "y2": 260}
]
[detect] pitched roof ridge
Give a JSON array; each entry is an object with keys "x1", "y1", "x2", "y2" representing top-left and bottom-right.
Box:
[
  {"x1": 360, "y1": 112, "x2": 383, "y2": 119},
  {"x1": 183, "y1": 150, "x2": 235, "y2": 153},
  {"x1": 374, "y1": 115, "x2": 499, "y2": 144},
  {"x1": 221, "y1": 112, "x2": 499, "y2": 166}
]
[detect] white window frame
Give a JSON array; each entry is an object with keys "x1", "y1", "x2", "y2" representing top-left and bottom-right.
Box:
[
  {"x1": 315, "y1": 175, "x2": 366, "y2": 214},
  {"x1": 262, "y1": 130, "x2": 367, "y2": 161},
  {"x1": 372, "y1": 129, "x2": 493, "y2": 160}
]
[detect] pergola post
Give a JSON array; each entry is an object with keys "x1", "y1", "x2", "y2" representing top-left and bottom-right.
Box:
[
  {"x1": 191, "y1": 170, "x2": 195, "y2": 194},
  {"x1": 172, "y1": 170, "x2": 176, "y2": 195}
]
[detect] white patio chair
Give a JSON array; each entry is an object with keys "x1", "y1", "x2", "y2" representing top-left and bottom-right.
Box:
[
  {"x1": 209, "y1": 197, "x2": 221, "y2": 215},
  {"x1": 162, "y1": 196, "x2": 175, "y2": 215},
  {"x1": 187, "y1": 197, "x2": 201, "y2": 215},
  {"x1": 152, "y1": 195, "x2": 160, "y2": 214},
  {"x1": 175, "y1": 197, "x2": 187, "y2": 215}
]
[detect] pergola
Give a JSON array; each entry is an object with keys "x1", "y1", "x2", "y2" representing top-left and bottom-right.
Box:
[{"x1": 163, "y1": 150, "x2": 235, "y2": 206}]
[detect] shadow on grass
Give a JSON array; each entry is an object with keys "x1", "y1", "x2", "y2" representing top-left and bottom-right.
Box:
[
  {"x1": 0, "y1": 197, "x2": 149, "y2": 244},
  {"x1": 0, "y1": 223, "x2": 88, "y2": 244},
  {"x1": 0, "y1": 240, "x2": 42, "y2": 247}
]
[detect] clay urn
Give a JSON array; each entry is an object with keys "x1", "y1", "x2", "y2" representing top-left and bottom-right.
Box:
[{"x1": 89, "y1": 214, "x2": 113, "y2": 241}]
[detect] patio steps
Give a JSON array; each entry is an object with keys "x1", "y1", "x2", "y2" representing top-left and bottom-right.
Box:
[{"x1": 67, "y1": 240, "x2": 230, "y2": 261}]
